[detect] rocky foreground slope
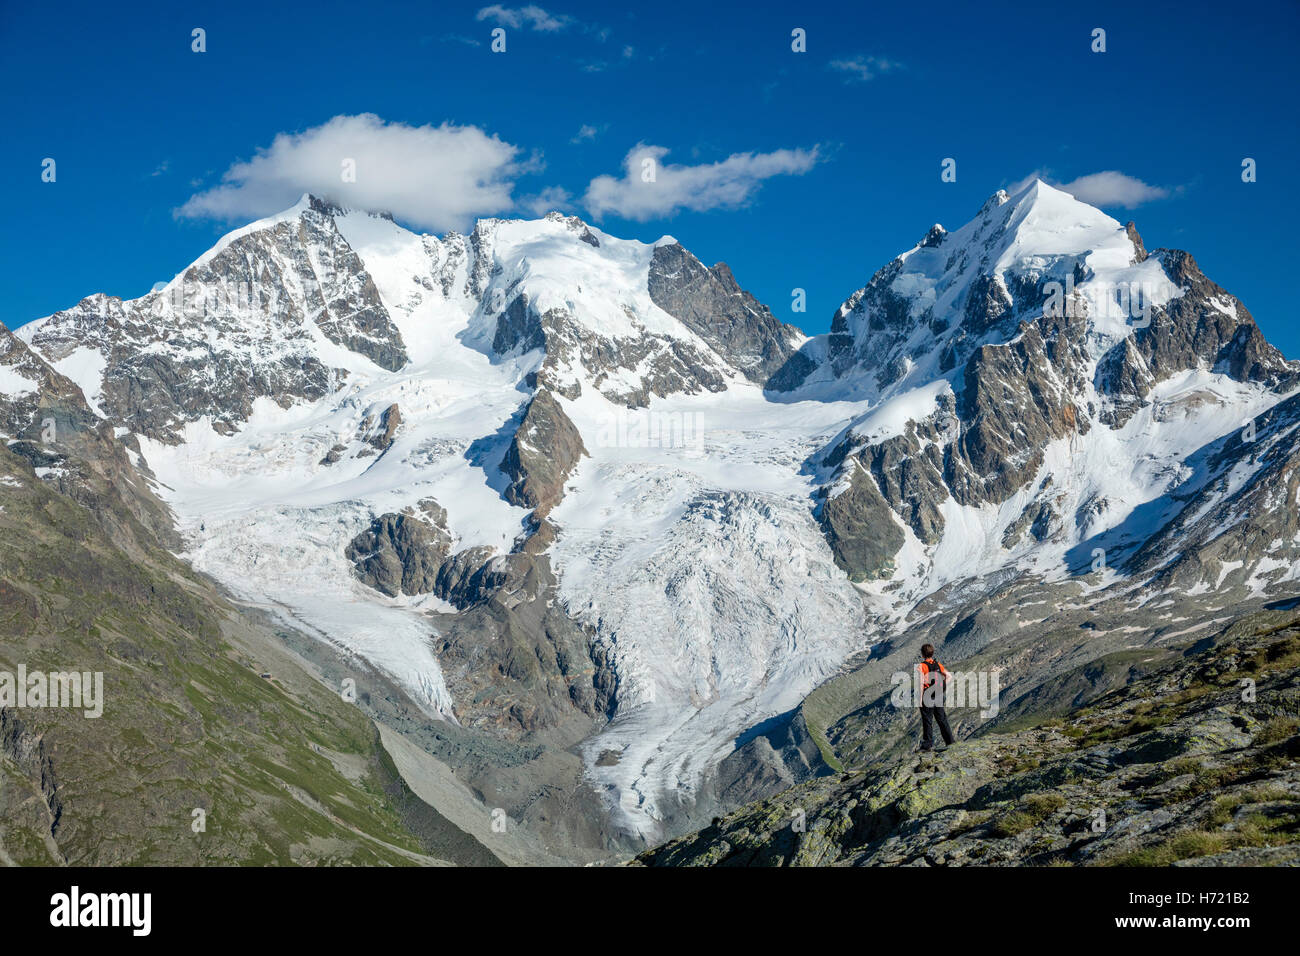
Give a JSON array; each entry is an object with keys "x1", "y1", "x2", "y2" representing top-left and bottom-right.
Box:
[{"x1": 639, "y1": 609, "x2": 1300, "y2": 866}]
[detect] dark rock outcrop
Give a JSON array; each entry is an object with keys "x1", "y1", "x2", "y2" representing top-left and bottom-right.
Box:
[
  {"x1": 345, "y1": 506, "x2": 452, "y2": 597},
  {"x1": 501, "y1": 389, "x2": 587, "y2": 519},
  {"x1": 816, "y1": 462, "x2": 904, "y2": 582},
  {"x1": 647, "y1": 242, "x2": 807, "y2": 390},
  {"x1": 359, "y1": 403, "x2": 403, "y2": 456}
]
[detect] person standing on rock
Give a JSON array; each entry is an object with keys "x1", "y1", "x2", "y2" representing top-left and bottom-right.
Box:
[{"x1": 917, "y1": 644, "x2": 955, "y2": 752}]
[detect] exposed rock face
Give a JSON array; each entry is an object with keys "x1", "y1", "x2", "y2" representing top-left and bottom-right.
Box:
[
  {"x1": 19, "y1": 198, "x2": 408, "y2": 442},
  {"x1": 1001, "y1": 480, "x2": 1059, "y2": 548},
  {"x1": 429, "y1": 550, "x2": 617, "y2": 737},
  {"x1": 359, "y1": 402, "x2": 403, "y2": 455},
  {"x1": 431, "y1": 545, "x2": 502, "y2": 607},
  {"x1": 501, "y1": 389, "x2": 587, "y2": 519},
  {"x1": 800, "y1": 180, "x2": 1299, "y2": 586},
  {"x1": 493, "y1": 292, "x2": 734, "y2": 408},
  {"x1": 858, "y1": 415, "x2": 952, "y2": 545},
  {"x1": 647, "y1": 242, "x2": 807, "y2": 390},
  {"x1": 1095, "y1": 250, "x2": 1295, "y2": 428},
  {"x1": 947, "y1": 308, "x2": 1091, "y2": 506},
  {"x1": 0, "y1": 325, "x2": 175, "y2": 549},
  {"x1": 0, "y1": 708, "x2": 62, "y2": 840},
  {"x1": 816, "y1": 462, "x2": 904, "y2": 582},
  {"x1": 345, "y1": 507, "x2": 452, "y2": 597},
  {"x1": 638, "y1": 611, "x2": 1300, "y2": 867},
  {"x1": 319, "y1": 443, "x2": 346, "y2": 466},
  {"x1": 342, "y1": 499, "x2": 618, "y2": 741},
  {"x1": 1125, "y1": 220, "x2": 1148, "y2": 261}
]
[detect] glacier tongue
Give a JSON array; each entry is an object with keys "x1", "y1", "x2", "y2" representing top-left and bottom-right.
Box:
[
  {"x1": 550, "y1": 386, "x2": 873, "y2": 836},
  {"x1": 132, "y1": 350, "x2": 535, "y2": 720}
]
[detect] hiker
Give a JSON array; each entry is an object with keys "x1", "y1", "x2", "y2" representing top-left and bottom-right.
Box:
[{"x1": 917, "y1": 644, "x2": 955, "y2": 752}]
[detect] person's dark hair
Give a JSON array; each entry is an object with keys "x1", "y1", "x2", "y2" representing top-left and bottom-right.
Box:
[{"x1": 920, "y1": 643, "x2": 935, "y2": 658}]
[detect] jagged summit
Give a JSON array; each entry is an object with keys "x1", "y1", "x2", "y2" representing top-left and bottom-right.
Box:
[
  {"x1": 783, "y1": 178, "x2": 1199, "y2": 403},
  {"x1": 20, "y1": 193, "x2": 807, "y2": 443},
  {"x1": 799, "y1": 178, "x2": 1296, "y2": 618}
]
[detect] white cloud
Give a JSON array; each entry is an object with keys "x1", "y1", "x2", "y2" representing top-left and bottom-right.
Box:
[
  {"x1": 1005, "y1": 170, "x2": 1049, "y2": 195},
  {"x1": 1009, "y1": 169, "x2": 1171, "y2": 209},
  {"x1": 571, "y1": 124, "x2": 601, "y2": 143},
  {"x1": 176, "y1": 114, "x2": 524, "y2": 232},
  {"x1": 475, "y1": 4, "x2": 572, "y2": 32},
  {"x1": 1055, "y1": 170, "x2": 1170, "y2": 208},
  {"x1": 582, "y1": 144, "x2": 821, "y2": 221},
  {"x1": 827, "y1": 55, "x2": 901, "y2": 83},
  {"x1": 519, "y1": 185, "x2": 573, "y2": 216}
]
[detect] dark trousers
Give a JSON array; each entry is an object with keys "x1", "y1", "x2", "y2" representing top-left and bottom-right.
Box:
[{"x1": 920, "y1": 706, "x2": 954, "y2": 749}]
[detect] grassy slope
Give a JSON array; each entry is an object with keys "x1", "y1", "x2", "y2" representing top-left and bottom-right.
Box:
[{"x1": 0, "y1": 444, "x2": 498, "y2": 865}]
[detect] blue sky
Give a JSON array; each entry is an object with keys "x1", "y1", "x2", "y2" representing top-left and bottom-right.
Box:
[{"x1": 3, "y1": 0, "x2": 1298, "y2": 354}]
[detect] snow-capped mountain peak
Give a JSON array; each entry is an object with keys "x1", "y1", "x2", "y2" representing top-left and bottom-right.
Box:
[{"x1": 801, "y1": 181, "x2": 1296, "y2": 624}]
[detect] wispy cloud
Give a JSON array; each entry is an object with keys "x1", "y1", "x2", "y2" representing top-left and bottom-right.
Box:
[
  {"x1": 176, "y1": 114, "x2": 524, "y2": 232},
  {"x1": 1056, "y1": 171, "x2": 1170, "y2": 208},
  {"x1": 582, "y1": 143, "x2": 822, "y2": 221},
  {"x1": 475, "y1": 4, "x2": 574, "y2": 32},
  {"x1": 519, "y1": 185, "x2": 573, "y2": 216},
  {"x1": 578, "y1": 44, "x2": 637, "y2": 73},
  {"x1": 571, "y1": 124, "x2": 602, "y2": 144},
  {"x1": 827, "y1": 54, "x2": 902, "y2": 83},
  {"x1": 1011, "y1": 169, "x2": 1172, "y2": 208}
]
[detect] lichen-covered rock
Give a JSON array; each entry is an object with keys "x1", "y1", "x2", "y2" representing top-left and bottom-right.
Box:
[{"x1": 638, "y1": 613, "x2": 1300, "y2": 867}]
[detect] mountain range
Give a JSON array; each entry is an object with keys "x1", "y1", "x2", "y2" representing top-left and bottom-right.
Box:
[{"x1": 3, "y1": 180, "x2": 1298, "y2": 863}]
